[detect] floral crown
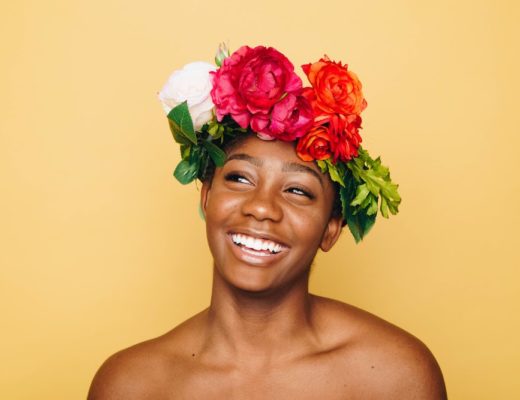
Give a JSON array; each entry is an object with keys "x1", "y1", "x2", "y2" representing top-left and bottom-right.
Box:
[{"x1": 159, "y1": 43, "x2": 401, "y2": 242}]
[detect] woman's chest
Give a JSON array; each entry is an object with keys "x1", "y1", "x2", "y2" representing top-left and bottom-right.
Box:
[{"x1": 166, "y1": 358, "x2": 359, "y2": 400}]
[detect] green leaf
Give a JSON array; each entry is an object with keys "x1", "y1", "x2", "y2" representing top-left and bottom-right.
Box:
[
  {"x1": 173, "y1": 159, "x2": 198, "y2": 185},
  {"x1": 346, "y1": 214, "x2": 363, "y2": 243},
  {"x1": 327, "y1": 165, "x2": 345, "y2": 186},
  {"x1": 387, "y1": 195, "x2": 400, "y2": 215},
  {"x1": 207, "y1": 122, "x2": 219, "y2": 137},
  {"x1": 380, "y1": 197, "x2": 389, "y2": 218},
  {"x1": 325, "y1": 159, "x2": 345, "y2": 186},
  {"x1": 360, "y1": 212, "x2": 376, "y2": 237},
  {"x1": 180, "y1": 144, "x2": 191, "y2": 160},
  {"x1": 316, "y1": 159, "x2": 328, "y2": 174},
  {"x1": 167, "y1": 101, "x2": 197, "y2": 145},
  {"x1": 339, "y1": 185, "x2": 350, "y2": 218},
  {"x1": 169, "y1": 119, "x2": 192, "y2": 146},
  {"x1": 364, "y1": 179, "x2": 380, "y2": 196},
  {"x1": 366, "y1": 196, "x2": 378, "y2": 216},
  {"x1": 198, "y1": 203, "x2": 206, "y2": 221},
  {"x1": 202, "y1": 140, "x2": 227, "y2": 167},
  {"x1": 346, "y1": 212, "x2": 376, "y2": 243},
  {"x1": 198, "y1": 151, "x2": 209, "y2": 181},
  {"x1": 346, "y1": 147, "x2": 401, "y2": 218},
  {"x1": 340, "y1": 184, "x2": 367, "y2": 243},
  {"x1": 207, "y1": 120, "x2": 225, "y2": 140},
  {"x1": 350, "y1": 184, "x2": 369, "y2": 207},
  {"x1": 338, "y1": 151, "x2": 399, "y2": 242}
]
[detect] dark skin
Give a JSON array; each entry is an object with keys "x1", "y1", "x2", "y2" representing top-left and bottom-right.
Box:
[{"x1": 88, "y1": 136, "x2": 447, "y2": 400}]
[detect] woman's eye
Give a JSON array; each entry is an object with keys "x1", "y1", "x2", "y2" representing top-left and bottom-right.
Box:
[
  {"x1": 224, "y1": 173, "x2": 251, "y2": 185},
  {"x1": 287, "y1": 187, "x2": 314, "y2": 199}
]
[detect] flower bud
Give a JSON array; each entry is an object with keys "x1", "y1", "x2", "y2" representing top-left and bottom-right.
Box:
[{"x1": 214, "y1": 42, "x2": 230, "y2": 67}]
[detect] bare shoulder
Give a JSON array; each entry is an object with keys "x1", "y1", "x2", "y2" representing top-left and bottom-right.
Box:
[
  {"x1": 312, "y1": 296, "x2": 447, "y2": 400},
  {"x1": 87, "y1": 310, "x2": 207, "y2": 400}
]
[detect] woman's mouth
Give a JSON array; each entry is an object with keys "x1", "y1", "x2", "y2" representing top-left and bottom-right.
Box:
[{"x1": 230, "y1": 233, "x2": 287, "y2": 256}]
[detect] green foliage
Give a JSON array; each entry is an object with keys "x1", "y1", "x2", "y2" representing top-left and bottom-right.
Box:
[
  {"x1": 325, "y1": 159, "x2": 345, "y2": 186},
  {"x1": 346, "y1": 148, "x2": 401, "y2": 219},
  {"x1": 173, "y1": 160, "x2": 199, "y2": 184},
  {"x1": 316, "y1": 159, "x2": 327, "y2": 173},
  {"x1": 202, "y1": 140, "x2": 226, "y2": 167},
  {"x1": 316, "y1": 159, "x2": 345, "y2": 186},
  {"x1": 167, "y1": 101, "x2": 196, "y2": 145},
  {"x1": 339, "y1": 171, "x2": 376, "y2": 243},
  {"x1": 207, "y1": 120, "x2": 225, "y2": 139},
  {"x1": 173, "y1": 145, "x2": 202, "y2": 184},
  {"x1": 168, "y1": 105, "x2": 247, "y2": 185},
  {"x1": 332, "y1": 148, "x2": 401, "y2": 242}
]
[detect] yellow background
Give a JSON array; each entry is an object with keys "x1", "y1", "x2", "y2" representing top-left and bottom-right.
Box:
[{"x1": 1, "y1": 0, "x2": 519, "y2": 398}]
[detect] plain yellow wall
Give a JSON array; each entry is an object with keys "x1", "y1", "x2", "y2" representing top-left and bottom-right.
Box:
[{"x1": 1, "y1": 0, "x2": 519, "y2": 398}]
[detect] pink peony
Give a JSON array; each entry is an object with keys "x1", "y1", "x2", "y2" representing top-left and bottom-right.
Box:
[
  {"x1": 263, "y1": 93, "x2": 313, "y2": 141},
  {"x1": 210, "y1": 45, "x2": 312, "y2": 140}
]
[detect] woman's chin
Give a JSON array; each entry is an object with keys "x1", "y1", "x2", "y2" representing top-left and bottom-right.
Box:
[
  {"x1": 220, "y1": 269, "x2": 279, "y2": 294},
  {"x1": 214, "y1": 263, "x2": 309, "y2": 298}
]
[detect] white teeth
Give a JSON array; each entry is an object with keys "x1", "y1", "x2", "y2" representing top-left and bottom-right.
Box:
[
  {"x1": 231, "y1": 233, "x2": 284, "y2": 254},
  {"x1": 253, "y1": 239, "x2": 262, "y2": 251}
]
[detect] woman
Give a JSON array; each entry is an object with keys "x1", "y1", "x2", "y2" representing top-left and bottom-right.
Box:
[{"x1": 88, "y1": 45, "x2": 447, "y2": 399}]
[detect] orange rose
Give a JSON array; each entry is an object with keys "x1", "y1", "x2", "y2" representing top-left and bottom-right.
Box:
[
  {"x1": 296, "y1": 125, "x2": 332, "y2": 161},
  {"x1": 302, "y1": 56, "x2": 367, "y2": 116}
]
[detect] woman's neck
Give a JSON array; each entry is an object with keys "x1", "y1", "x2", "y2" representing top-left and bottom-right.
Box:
[{"x1": 202, "y1": 268, "x2": 318, "y2": 365}]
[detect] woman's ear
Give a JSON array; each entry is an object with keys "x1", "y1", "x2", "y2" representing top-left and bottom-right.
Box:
[
  {"x1": 200, "y1": 181, "x2": 211, "y2": 218},
  {"x1": 320, "y1": 215, "x2": 343, "y2": 252}
]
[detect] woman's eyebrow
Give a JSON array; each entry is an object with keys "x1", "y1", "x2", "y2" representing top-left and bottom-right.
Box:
[
  {"x1": 225, "y1": 153, "x2": 263, "y2": 167},
  {"x1": 282, "y1": 162, "x2": 324, "y2": 187}
]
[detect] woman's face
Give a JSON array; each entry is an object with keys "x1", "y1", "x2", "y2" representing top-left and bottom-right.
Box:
[{"x1": 201, "y1": 135, "x2": 343, "y2": 294}]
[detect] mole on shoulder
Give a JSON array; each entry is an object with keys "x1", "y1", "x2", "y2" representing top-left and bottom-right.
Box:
[{"x1": 192, "y1": 353, "x2": 195, "y2": 357}]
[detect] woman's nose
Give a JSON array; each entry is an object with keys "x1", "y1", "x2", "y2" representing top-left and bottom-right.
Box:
[{"x1": 241, "y1": 185, "x2": 283, "y2": 222}]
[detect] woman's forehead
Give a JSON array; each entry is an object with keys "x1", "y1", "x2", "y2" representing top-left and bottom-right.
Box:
[{"x1": 226, "y1": 135, "x2": 316, "y2": 169}]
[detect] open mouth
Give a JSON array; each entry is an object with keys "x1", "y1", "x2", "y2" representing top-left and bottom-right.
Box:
[{"x1": 230, "y1": 233, "x2": 287, "y2": 256}]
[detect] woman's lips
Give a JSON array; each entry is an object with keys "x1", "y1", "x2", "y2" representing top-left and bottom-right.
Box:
[
  {"x1": 230, "y1": 232, "x2": 288, "y2": 254},
  {"x1": 227, "y1": 233, "x2": 288, "y2": 266}
]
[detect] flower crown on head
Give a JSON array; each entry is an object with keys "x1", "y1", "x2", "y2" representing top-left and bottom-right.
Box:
[{"x1": 159, "y1": 43, "x2": 401, "y2": 242}]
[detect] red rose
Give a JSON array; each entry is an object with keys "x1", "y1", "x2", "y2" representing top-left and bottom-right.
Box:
[
  {"x1": 328, "y1": 114, "x2": 363, "y2": 162},
  {"x1": 302, "y1": 56, "x2": 367, "y2": 117},
  {"x1": 211, "y1": 45, "x2": 309, "y2": 139},
  {"x1": 296, "y1": 124, "x2": 333, "y2": 161}
]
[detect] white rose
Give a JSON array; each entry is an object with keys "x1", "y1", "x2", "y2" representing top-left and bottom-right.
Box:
[{"x1": 158, "y1": 61, "x2": 217, "y2": 130}]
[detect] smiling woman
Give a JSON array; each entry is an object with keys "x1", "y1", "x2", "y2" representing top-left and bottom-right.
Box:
[
  {"x1": 202, "y1": 136, "x2": 342, "y2": 294},
  {"x1": 87, "y1": 44, "x2": 446, "y2": 400}
]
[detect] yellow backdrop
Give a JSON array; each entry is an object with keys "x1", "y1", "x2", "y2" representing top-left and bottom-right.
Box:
[{"x1": 1, "y1": 0, "x2": 519, "y2": 398}]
